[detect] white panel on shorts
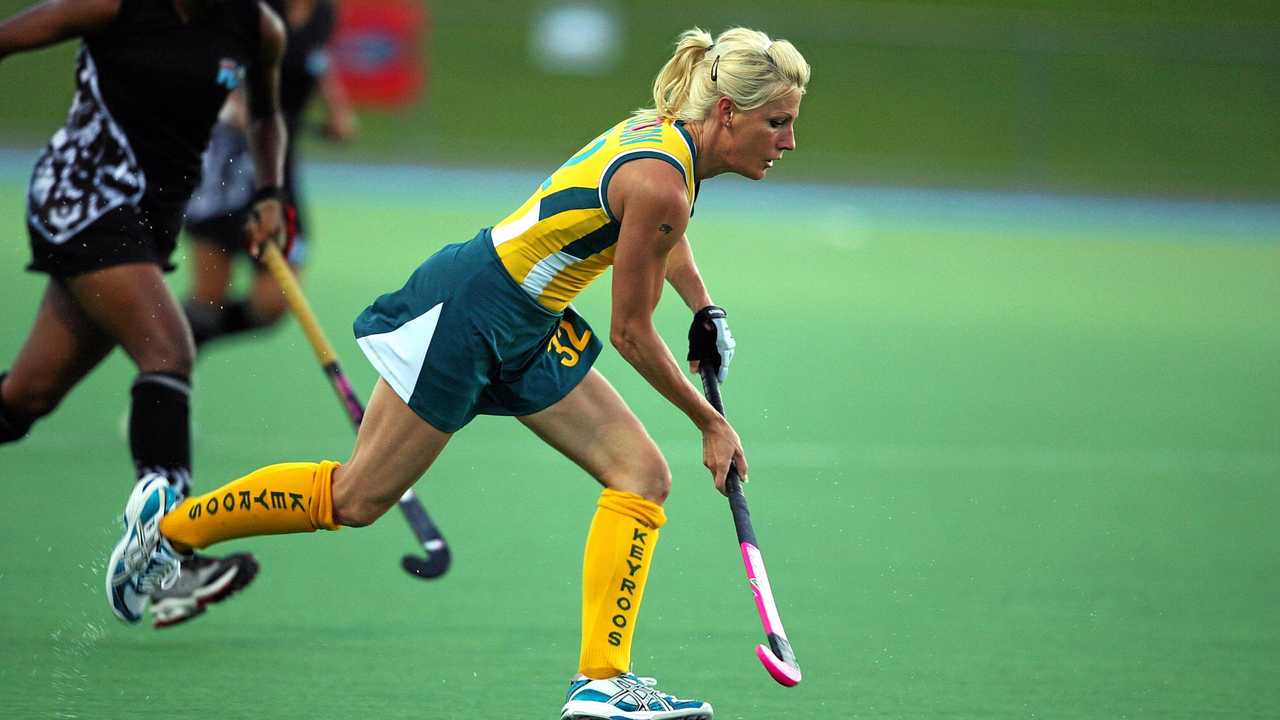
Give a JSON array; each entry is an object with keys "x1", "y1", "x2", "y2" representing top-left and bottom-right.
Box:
[{"x1": 355, "y1": 302, "x2": 445, "y2": 404}]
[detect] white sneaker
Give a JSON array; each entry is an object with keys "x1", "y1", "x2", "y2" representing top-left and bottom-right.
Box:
[
  {"x1": 149, "y1": 552, "x2": 260, "y2": 628},
  {"x1": 105, "y1": 473, "x2": 183, "y2": 623},
  {"x1": 561, "y1": 673, "x2": 713, "y2": 720}
]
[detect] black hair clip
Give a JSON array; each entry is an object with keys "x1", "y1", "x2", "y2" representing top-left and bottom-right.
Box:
[{"x1": 711, "y1": 55, "x2": 720, "y2": 82}]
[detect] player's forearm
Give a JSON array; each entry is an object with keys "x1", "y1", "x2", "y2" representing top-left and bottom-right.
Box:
[
  {"x1": 0, "y1": 5, "x2": 54, "y2": 59},
  {"x1": 320, "y1": 67, "x2": 353, "y2": 120},
  {"x1": 664, "y1": 236, "x2": 713, "y2": 311},
  {"x1": 247, "y1": 114, "x2": 286, "y2": 189},
  {"x1": 0, "y1": 0, "x2": 117, "y2": 59},
  {"x1": 245, "y1": 0, "x2": 285, "y2": 188},
  {"x1": 611, "y1": 319, "x2": 721, "y2": 431}
]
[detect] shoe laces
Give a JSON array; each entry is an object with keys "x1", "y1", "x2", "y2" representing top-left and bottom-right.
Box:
[
  {"x1": 132, "y1": 538, "x2": 180, "y2": 593},
  {"x1": 616, "y1": 674, "x2": 671, "y2": 708},
  {"x1": 137, "y1": 558, "x2": 178, "y2": 593},
  {"x1": 635, "y1": 676, "x2": 660, "y2": 690}
]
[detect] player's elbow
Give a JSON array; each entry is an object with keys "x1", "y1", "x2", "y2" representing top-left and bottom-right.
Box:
[{"x1": 609, "y1": 321, "x2": 647, "y2": 357}]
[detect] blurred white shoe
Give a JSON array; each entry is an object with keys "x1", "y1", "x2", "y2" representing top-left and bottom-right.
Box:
[{"x1": 105, "y1": 473, "x2": 183, "y2": 624}]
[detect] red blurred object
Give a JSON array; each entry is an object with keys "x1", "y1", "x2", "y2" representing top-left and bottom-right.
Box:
[{"x1": 332, "y1": 0, "x2": 430, "y2": 108}]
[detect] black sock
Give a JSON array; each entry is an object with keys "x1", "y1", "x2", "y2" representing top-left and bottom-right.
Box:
[
  {"x1": 0, "y1": 372, "x2": 33, "y2": 444},
  {"x1": 185, "y1": 298, "x2": 271, "y2": 348},
  {"x1": 129, "y1": 372, "x2": 192, "y2": 498},
  {"x1": 184, "y1": 299, "x2": 223, "y2": 347},
  {"x1": 221, "y1": 300, "x2": 265, "y2": 336}
]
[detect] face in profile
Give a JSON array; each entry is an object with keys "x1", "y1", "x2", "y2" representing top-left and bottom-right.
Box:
[{"x1": 727, "y1": 90, "x2": 802, "y2": 181}]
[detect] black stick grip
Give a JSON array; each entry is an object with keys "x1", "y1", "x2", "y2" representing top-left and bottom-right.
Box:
[
  {"x1": 699, "y1": 366, "x2": 758, "y2": 548},
  {"x1": 398, "y1": 494, "x2": 443, "y2": 542}
]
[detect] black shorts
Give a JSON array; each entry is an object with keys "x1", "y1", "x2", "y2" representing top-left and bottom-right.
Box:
[
  {"x1": 27, "y1": 198, "x2": 186, "y2": 278},
  {"x1": 25, "y1": 115, "x2": 186, "y2": 278}
]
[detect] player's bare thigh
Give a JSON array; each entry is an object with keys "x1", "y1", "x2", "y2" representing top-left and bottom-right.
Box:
[
  {"x1": 188, "y1": 239, "x2": 235, "y2": 304},
  {"x1": 248, "y1": 264, "x2": 293, "y2": 322},
  {"x1": 2, "y1": 280, "x2": 114, "y2": 418},
  {"x1": 64, "y1": 262, "x2": 194, "y2": 375},
  {"x1": 518, "y1": 368, "x2": 671, "y2": 504},
  {"x1": 331, "y1": 378, "x2": 453, "y2": 526}
]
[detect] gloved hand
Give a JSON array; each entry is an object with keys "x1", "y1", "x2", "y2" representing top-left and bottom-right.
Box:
[
  {"x1": 687, "y1": 305, "x2": 736, "y2": 383},
  {"x1": 243, "y1": 186, "x2": 286, "y2": 259}
]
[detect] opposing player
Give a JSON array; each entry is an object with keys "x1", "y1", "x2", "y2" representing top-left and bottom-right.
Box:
[
  {"x1": 108, "y1": 27, "x2": 809, "y2": 718},
  {"x1": 184, "y1": 0, "x2": 355, "y2": 348},
  {"x1": 0, "y1": 0, "x2": 288, "y2": 626}
]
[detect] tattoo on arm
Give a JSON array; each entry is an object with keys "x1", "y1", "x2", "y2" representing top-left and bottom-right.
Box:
[{"x1": 658, "y1": 223, "x2": 673, "y2": 234}]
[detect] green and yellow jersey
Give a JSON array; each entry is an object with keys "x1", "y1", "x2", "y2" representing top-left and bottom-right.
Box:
[{"x1": 489, "y1": 115, "x2": 699, "y2": 312}]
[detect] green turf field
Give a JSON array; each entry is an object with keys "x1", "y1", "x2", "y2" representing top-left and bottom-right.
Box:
[{"x1": 1, "y1": 163, "x2": 1278, "y2": 718}]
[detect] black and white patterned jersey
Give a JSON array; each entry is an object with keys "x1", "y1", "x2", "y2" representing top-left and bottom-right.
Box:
[{"x1": 27, "y1": 0, "x2": 263, "y2": 245}]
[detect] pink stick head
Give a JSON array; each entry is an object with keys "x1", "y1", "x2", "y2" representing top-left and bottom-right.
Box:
[{"x1": 756, "y1": 643, "x2": 802, "y2": 686}]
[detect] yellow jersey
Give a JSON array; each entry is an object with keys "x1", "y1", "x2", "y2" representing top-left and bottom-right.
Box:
[{"x1": 490, "y1": 116, "x2": 699, "y2": 312}]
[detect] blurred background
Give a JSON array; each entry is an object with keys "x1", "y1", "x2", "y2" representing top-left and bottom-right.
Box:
[
  {"x1": 1, "y1": 0, "x2": 1278, "y2": 198},
  {"x1": 1, "y1": 2, "x2": 1277, "y2": 719}
]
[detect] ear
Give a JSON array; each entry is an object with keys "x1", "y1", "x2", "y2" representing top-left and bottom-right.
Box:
[{"x1": 714, "y1": 96, "x2": 735, "y2": 128}]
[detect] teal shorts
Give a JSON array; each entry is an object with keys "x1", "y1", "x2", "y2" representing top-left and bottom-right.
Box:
[{"x1": 353, "y1": 229, "x2": 603, "y2": 433}]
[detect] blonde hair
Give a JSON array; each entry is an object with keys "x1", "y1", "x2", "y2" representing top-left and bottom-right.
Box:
[{"x1": 638, "y1": 27, "x2": 810, "y2": 123}]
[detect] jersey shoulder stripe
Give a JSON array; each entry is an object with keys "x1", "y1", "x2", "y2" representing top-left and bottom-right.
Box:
[
  {"x1": 540, "y1": 187, "x2": 600, "y2": 219},
  {"x1": 488, "y1": 116, "x2": 698, "y2": 312},
  {"x1": 599, "y1": 149, "x2": 689, "y2": 221}
]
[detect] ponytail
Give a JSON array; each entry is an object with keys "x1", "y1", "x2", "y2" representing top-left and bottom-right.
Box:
[
  {"x1": 635, "y1": 27, "x2": 810, "y2": 123},
  {"x1": 651, "y1": 28, "x2": 715, "y2": 119}
]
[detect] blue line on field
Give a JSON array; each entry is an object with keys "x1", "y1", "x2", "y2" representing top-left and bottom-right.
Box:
[{"x1": 1, "y1": 148, "x2": 1277, "y2": 243}]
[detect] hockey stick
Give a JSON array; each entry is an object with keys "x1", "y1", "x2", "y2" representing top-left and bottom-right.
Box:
[
  {"x1": 699, "y1": 366, "x2": 802, "y2": 687},
  {"x1": 260, "y1": 241, "x2": 451, "y2": 579}
]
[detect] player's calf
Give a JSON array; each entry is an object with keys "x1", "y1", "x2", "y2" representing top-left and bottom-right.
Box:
[{"x1": 0, "y1": 373, "x2": 34, "y2": 444}]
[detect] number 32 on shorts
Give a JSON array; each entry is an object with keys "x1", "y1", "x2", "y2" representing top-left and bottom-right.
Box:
[{"x1": 547, "y1": 319, "x2": 592, "y2": 367}]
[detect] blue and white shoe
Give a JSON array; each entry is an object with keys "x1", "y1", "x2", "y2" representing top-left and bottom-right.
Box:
[
  {"x1": 561, "y1": 673, "x2": 713, "y2": 720},
  {"x1": 106, "y1": 473, "x2": 184, "y2": 624}
]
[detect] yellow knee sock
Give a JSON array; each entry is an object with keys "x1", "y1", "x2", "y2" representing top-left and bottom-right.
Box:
[
  {"x1": 159, "y1": 461, "x2": 341, "y2": 551},
  {"x1": 578, "y1": 488, "x2": 667, "y2": 679}
]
